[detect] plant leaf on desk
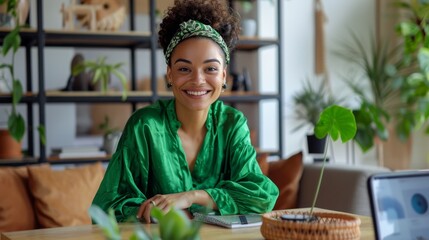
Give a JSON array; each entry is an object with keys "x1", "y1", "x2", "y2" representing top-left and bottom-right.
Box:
[
  {"x1": 314, "y1": 105, "x2": 357, "y2": 143},
  {"x1": 89, "y1": 205, "x2": 121, "y2": 240}
]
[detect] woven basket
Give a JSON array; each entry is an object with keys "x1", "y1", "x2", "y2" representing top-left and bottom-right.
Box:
[{"x1": 261, "y1": 210, "x2": 361, "y2": 240}]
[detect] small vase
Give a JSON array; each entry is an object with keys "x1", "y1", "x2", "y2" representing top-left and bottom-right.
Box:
[{"x1": 241, "y1": 18, "x2": 257, "y2": 37}]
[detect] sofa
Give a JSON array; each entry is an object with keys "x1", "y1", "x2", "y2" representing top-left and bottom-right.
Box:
[{"x1": 0, "y1": 152, "x2": 389, "y2": 233}]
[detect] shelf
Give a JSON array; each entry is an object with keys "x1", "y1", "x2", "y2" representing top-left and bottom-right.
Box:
[
  {"x1": 0, "y1": 29, "x2": 277, "y2": 50},
  {"x1": 0, "y1": 157, "x2": 39, "y2": 166},
  {"x1": 236, "y1": 36, "x2": 278, "y2": 51},
  {"x1": 45, "y1": 90, "x2": 154, "y2": 103},
  {"x1": 0, "y1": 92, "x2": 38, "y2": 103},
  {"x1": 44, "y1": 30, "x2": 152, "y2": 48}
]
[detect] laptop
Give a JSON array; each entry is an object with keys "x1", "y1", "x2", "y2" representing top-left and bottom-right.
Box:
[{"x1": 367, "y1": 170, "x2": 429, "y2": 240}]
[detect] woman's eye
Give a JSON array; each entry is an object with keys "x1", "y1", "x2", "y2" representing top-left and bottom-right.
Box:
[
  {"x1": 207, "y1": 67, "x2": 218, "y2": 72},
  {"x1": 178, "y1": 67, "x2": 189, "y2": 72}
]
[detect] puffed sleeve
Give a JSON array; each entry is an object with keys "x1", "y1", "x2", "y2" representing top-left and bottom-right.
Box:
[
  {"x1": 92, "y1": 122, "x2": 149, "y2": 222},
  {"x1": 204, "y1": 116, "x2": 279, "y2": 215}
]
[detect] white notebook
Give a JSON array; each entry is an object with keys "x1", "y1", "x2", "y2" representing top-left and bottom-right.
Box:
[{"x1": 193, "y1": 213, "x2": 262, "y2": 229}]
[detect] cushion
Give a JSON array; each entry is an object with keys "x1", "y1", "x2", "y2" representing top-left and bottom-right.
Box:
[
  {"x1": 268, "y1": 152, "x2": 303, "y2": 210},
  {"x1": 28, "y1": 162, "x2": 105, "y2": 228},
  {"x1": 256, "y1": 152, "x2": 269, "y2": 176},
  {"x1": 0, "y1": 166, "x2": 36, "y2": 232}
]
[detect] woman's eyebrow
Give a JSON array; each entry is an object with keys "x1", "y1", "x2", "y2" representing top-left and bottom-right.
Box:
[
  {"x1": 174, "y1": 58, "x2": 192, "y2": 64},
  {"x1": 204, "y1": 59, "x2": 221, "y2": 64}
]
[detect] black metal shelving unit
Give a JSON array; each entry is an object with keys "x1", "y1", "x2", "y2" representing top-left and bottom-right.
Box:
[{"x1": 0, "y1": 0, "x2": 283, "y2": 166}]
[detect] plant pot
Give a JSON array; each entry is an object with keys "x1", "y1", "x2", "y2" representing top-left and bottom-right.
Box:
[
  {"x1": 0, "y1": 0, "x2": 29, "y2": 27},
  {"x1": 306, "y1": 134, "x2": 326, "y2": 154},
  {"x1": 241, "y1": 18, "x2": 257, "y2": 37},
  {"x1": 0, "y1": 129, "x2": 22, "y2": 159},
  {"x1": 261, "y1": 209, "x2": 361, "y2": 240}
]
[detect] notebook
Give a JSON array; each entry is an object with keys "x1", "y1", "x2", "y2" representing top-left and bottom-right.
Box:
[
  {"x1": 193, "y1": 212, "x2": 262, "y2": 229},
  {"x1": 367, "y1": 170, "x2": 429, "y2": 240}
]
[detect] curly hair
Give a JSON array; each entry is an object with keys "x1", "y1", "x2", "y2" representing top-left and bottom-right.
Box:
[{"x1": 158, "y1": 0, "x2": 240, "y2": 62}]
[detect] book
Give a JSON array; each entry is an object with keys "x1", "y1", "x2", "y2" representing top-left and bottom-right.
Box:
[
  {"x1": 193, "y1": 212, "x2": 262, "y2": 229},
  {"x1": 50, "y1": 146, "x2": 106, "y2": 159}
]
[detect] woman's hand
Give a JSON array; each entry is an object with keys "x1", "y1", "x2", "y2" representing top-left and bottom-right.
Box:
[{"x1": 136, "y1": 190, "x2": 216, "y2": 223}]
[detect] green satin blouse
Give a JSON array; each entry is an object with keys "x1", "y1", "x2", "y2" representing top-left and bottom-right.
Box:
[{"x1": 92, "y1": 99, "x2": 279, "y2": 222}]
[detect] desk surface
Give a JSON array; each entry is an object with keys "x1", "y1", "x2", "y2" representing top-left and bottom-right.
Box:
[{"x1": 1, "y1": 212, "x2": 375, "y2": 240}]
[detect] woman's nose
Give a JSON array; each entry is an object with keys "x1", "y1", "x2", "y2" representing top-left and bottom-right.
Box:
[{"x1": 192, "y1": 70, "x2": 205, "y2": 83}]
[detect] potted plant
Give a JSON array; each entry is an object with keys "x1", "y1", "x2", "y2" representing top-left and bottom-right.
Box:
[
  {"x1": 261, "y1": 105, "x2": 360, "y2": 239},
  {"x1": 291, "y1": 78, "x2": 337, "y2": 159},
  {"x1": 89, "y1": 205, "x2": 201, "y2": 240},
  {"x1": 72, "y1": 55, "x2": 128, "y2": 101},
  {"x1": 238, "y1": 0, "x2": 273, "y2": 37},
  {"x1": 336, "y1": 4, "x2": 429, "y2": 168},
  {"x1": 0, "y1": 0, "x2": 45, "y2": 158}
]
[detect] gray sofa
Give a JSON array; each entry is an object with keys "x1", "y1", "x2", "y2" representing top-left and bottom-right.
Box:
[{"x1": 297, "y1": 163, "x2": 391, "y2": 216}]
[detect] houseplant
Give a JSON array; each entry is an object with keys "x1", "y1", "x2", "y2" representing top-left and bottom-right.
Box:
[
  {"x1": 291, "y1": 78, "x2": 337, "y2": 157},
  {"x1": 336, "y1": 1, "x2": 429, "y2": 168},
  {"x1": 0, "y1": 0, "x2": 45, "y2": 158},
  {"x1": 72, "y1": 55, "x2": 128, "y2": 101},
  {"x1": 261, "y1": 105, "x2": 359, "y2": 239},
  {"x1": 89, "y1": 205, "x2": 201, "y2": 240}
]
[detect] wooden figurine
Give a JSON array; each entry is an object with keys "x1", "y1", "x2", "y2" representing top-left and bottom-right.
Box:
[{"x1": 61, "y1": 0, "x2": 125, "y2": 31}]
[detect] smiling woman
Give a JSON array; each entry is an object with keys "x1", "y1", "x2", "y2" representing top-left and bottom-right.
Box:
[{"x1": 92, "y1": 0, "x2": 279, "y2": 224}]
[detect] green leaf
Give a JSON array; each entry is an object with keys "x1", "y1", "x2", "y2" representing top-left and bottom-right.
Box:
[
  {"x1": 88, "y1": 205, "x2": 121, "y2": 240},
  {"x1": 12, "y1": 79, "x2": 23, "y2": 106},
  {"x1": 37, "y1": 125, "x2": 46, "y2": 146},
  {"x1": 111, "y1": 68, "x2": 128, "y2": 101},
  {"x1": 2, "y1": 28, "x2": 20, "y2": 56},
  {"x1": 8, "y1": 112, "x2": 25, "y2": 142},
  {"x1": 314, "y1": 105, "x2": 357, "y2": 143}
]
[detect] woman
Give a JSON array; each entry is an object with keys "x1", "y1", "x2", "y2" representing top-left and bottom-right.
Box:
[{"x1": 92, "y1": 0, "x2": 279, "y2": 223}]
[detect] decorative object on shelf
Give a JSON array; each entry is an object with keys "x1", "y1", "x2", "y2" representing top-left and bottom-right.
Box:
[
  {"x1": 239, "y1": 0, "x2": 257, "y2": 37},
  {"x1": 0, "y1": 0, "x2": 45, "y2": 147},
  {"x1": 61, "y1": 0, "x2": 126, "y2": 31},
  {"x1": 72, "y1": 55, "x2": 128, "y2": 100},
  {"x1": 63, "y1": 53, "x2": 92, "y2": 91},
  {"x1": 0, "y1": 0, "x2": 29, "y2": 27},
  {"x1": 230, "y1": 68, "x2": 251, "y2": 92},
  {"x1": 99, "y1": 115, "x2": 121, "y2": 155},
  {"x1": 261, "y1": 105, "x2": 358, "y2": 239}
]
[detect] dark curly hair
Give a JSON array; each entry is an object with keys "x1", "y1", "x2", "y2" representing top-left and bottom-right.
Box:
[{"x1": 158, "y1": 0, "x2": 240, "y2": 64}]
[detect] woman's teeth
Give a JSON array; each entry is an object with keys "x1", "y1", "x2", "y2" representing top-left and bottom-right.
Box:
[{"x1": 186, "y1": 90, "x2": 208, "y2": 96}]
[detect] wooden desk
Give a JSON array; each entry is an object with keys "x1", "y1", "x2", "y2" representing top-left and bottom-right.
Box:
[{"x1": 1, "y1": 214, "x2": 375, "y2": 240}]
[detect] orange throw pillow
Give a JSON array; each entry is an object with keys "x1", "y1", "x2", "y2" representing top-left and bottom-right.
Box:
[
  {"x1": 28, "y1": 162, "x2": 105, "y2": 228},
  {"x1": 0, "y1": 166, "x2": 36, "y2": 232},
  {"x1": 256, "y1": 152, "x2": 269, "y2": 176},
  {"x1": 268, "y1": 152, "x2": 303, "y2": 210}
]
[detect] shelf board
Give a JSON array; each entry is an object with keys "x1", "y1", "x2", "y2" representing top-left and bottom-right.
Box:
[
  {"x1": 0, "y1": 92, "x2": 38, "y2": 103},
  {"x1": 47, "y1": 156, "x2": 111, "y2": 165},
  {"x1": 220, "y1": 91, "x2": 279, "y2": 102},
  {"x1": 0, "y1": 28, "x2": 152, "y2": 48},
  {"x1": 44, "y1": 29, "x2": 152, "y2": 48},
  {"x1": 0, "y1": 29, "x2": 277, "y2": 50},
  {"x1": 45, "y1": 90, "x2": 154, "y2": 103},
  {"x1": 236, "y1": 36, "x2": 278, "y2": 50},
  {"x1": 0, "y1": 157, "x2": 39, "y2": 166}
]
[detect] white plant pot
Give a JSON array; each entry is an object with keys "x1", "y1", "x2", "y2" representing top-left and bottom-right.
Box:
[{"x1": 241, "y1": 18, "x2": 257, "y2": 37}]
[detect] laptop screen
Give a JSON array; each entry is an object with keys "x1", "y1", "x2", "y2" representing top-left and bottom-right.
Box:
[{"x1": 367, "y1": 171, "x2": 429, "y2": 240}]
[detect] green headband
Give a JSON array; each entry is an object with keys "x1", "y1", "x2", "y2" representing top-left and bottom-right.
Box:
[{"x1": 165, "y1": 19, "x2": 230, "y2": 65}]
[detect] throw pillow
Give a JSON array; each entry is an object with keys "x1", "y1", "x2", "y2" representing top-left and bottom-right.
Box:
[
  {"x1": 268, "y1": 151, "x2": 303, "y2": 210},
  {"x1": 0, "y1": 166, "x2": 36, "y2": 232},
  {"x1": 28, "y1": 162, "x2": 105, "y2": 228},
  {"x1": 256, "y1": 152, "x2": 269, "y2": 176}
]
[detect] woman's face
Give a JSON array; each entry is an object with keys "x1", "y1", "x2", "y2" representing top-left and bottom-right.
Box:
[{"x1": 167, "y1": 37, "x2": 226, "y2": 112}]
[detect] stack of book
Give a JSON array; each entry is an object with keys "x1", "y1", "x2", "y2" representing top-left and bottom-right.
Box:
[{"x1": 51, "y1": 146, "x2": 107, "y2": 159}]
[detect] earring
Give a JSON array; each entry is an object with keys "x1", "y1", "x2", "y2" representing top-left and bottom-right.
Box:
[
  {"x1": 167, "y1": 82, "x2": 173, "y2": 88},
  {"x1": 222, "y1": 83, "x2": 227, "y2": 90}
]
